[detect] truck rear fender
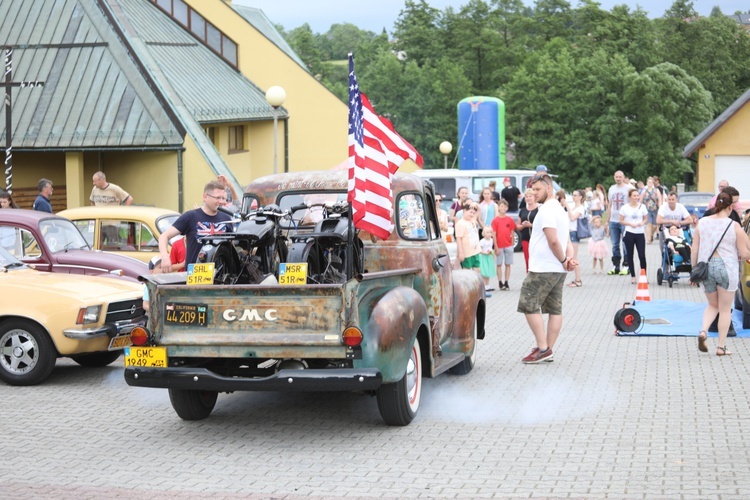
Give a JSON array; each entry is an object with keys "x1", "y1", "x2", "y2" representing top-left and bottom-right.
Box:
[
  {"x1": 357, "y1": 286, "x2": 430, "y2": 384},
  {"x1": 452, "y1": 270, "x2": 486, "y2": 343}
]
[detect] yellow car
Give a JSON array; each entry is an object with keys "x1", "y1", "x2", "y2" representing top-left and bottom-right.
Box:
[
  {"x1": 57, "y1": 206, "x2": 180, "y2": 263},
  {"x1": 0, "y1": 246, "x2": 146, "y2": 385}
]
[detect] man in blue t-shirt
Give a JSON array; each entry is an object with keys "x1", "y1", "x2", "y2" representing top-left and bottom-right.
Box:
[
  {"x1": 159, "y1": 180, "x2": 233, "y2": 271},
  {"x1": 33, "y1": 178, "x2": 54, "y2": 213}
]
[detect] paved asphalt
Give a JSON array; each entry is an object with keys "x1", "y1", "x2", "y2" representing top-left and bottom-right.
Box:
[{"x1": 2, "y1": 241, "x2": 749, "y2": 499}]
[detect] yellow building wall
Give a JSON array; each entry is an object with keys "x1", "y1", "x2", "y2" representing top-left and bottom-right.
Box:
[
  {"x1": 97, "y1": 151, "x2": 181, "y2": 209},
  {"x1": 695, "y1": 101, "x2": 750, "y2": 191},
  {"x1": 10, "y1": 152, "x2": 66, "y2": 190},
  {"x1": 207, "y1": 121, "x2": 284, "y2": 186},
  {"x1": 181, "y1": 134, "x2": 224, "y2": 208},
  {"x1": 185, "y1": 0, "x2": 348, "y2": 175}
]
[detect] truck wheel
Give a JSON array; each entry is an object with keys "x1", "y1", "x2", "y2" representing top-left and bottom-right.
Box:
[
  {"x1": 0, "y1": 320, "x2": 57, "y2": 386},
  {"x1": 449, "y1": 321, "x2": 477, "y2": 375},
  {"x1": 168, "y1": 389, "x2": 218, "y2": 421},
  {"x1": 376, "y1": 337, "x2": 422, "y2": 426},
  {"x1": 71, "y1": 350, "x2": 121, "y2": 367}
]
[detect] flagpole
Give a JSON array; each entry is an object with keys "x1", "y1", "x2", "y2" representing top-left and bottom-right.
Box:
[{"x1": 346, "y1": 202, "x2": 353, "y2": 280}]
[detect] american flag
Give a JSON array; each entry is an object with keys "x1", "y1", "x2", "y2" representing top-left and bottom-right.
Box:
[{"x1": 347, "y1": 53, "x2": 423, "y2": 240}]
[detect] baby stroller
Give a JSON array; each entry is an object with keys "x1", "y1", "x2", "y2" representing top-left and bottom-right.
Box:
[{"x1": 656, "y1": 224, "x2": 693, "y2": 288}]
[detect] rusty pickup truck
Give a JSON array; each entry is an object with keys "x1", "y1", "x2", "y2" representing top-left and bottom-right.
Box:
[{"x1": 124, "y1": 171, "x2": 486, "y2": 426}]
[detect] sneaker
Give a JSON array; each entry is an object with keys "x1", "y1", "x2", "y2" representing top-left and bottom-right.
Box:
[
  {"x1": 485, "y1": 292, "x2": 492, "y2": 298},
  {"x1": 502, "y1": 283, "x2": 510, "y2": 291},
  {"x1": 486, "y1": 286, "x2": 496, "y2": 291},
  {"x1": 607, "y1": 268, "x2": 618, "y2": 275},
  {"x1": 522, "y1": 347, "x2": 554, "y2": 364},
  {"x1": 619, "y1": 267, "x2": 630, "y2": 275}
]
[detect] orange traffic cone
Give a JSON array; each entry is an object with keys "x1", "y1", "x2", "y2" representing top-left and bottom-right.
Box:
[{"x1": 635, "y1": 269, "x2": 651, "y2": 302}]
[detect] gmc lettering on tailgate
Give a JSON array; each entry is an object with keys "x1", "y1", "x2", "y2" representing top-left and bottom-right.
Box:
[{"x1": 222, "y1": 309, "x2": 278, "y2": 322}]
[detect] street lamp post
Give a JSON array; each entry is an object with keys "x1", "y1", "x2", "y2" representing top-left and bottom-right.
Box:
[
  {"x1": 439, "y1": 141, "x2": 452, "y2": 169},
  {"x1": 265, "y1": 86, "x2": 286, "y2": 175}
]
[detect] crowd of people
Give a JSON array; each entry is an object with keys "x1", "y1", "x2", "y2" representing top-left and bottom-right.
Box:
[{"x1": 441, "y1": 167, "x2": 750, "y2": 362}]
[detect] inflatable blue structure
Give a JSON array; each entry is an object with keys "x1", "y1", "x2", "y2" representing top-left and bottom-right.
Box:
[{"x1": 457, "y1": 97, "x2": 505, "y2": 170}]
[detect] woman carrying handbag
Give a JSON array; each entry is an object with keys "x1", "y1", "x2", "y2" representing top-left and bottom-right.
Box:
[{"x1": 692, "y1": 192, "x2": 750, "y2": 356}]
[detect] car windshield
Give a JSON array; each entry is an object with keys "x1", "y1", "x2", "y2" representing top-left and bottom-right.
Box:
[
  {"x1": 156, "y1": 214, "x2": 180, "y2": 235},
  {"x1": 680, "y1": 193, "x2": 713, "y2": 205},
  {"x1": 39, "y1": 218, "x2": 90, "y2": 253},
  {"x1": 0, "y1": 246, "x2": 26, "y2": 270}
]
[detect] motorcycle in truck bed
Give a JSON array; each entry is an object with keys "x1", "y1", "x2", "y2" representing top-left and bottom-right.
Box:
[{"x1": 124, "y1": 171, "x2": 486, "y2": 426}]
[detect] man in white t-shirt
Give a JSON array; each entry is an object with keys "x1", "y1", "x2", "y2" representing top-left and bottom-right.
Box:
[
  {"x1": 607, "y1": 170, "x2": 631, "y2": 275},
  {"x1": 517, "y1": 173, "x2": 577, "y2": 364},
  {"x1": 656, "y1": 192, "x2": 693, "y2": 230}
]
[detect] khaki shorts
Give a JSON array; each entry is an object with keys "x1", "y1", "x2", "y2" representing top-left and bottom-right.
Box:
[{"x1": 517, "y1": 272, "x2": 566, "y2": 315}]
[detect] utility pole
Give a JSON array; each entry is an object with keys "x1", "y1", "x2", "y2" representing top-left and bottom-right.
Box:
[{"x1": 2, "y1": 46, "x2": 44, "y2": 194}]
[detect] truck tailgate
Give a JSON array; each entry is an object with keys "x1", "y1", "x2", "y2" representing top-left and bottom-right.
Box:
[{"x1": 153, "y1": 284, "x2": 346, "y2": 347}]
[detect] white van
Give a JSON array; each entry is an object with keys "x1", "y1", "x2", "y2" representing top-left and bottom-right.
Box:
[
  {"x1": 412, "y1": 169, "x2": 562, "y2": 204},
  {"x1": 413, "y1": 169, "x2": 564, "y2": 252}
]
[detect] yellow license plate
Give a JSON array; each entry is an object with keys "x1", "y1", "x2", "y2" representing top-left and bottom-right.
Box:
[
  {"x1": 108, "y1": 334, "x2": 132, "y2": 350},
  {"x1": 124, "y1": 346, "x2": 167, "y2": 368}
]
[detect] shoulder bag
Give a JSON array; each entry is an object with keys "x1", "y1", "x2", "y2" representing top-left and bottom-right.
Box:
[
  {"x1": 690, "y1": 220, "x2": 732, "y2": 283},
  {"x1": 576, "y1": 211, "x2": 591, "y2": 239}
]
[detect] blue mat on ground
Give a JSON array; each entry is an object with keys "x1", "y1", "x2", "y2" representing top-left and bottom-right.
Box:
[{"x1": 617, "y1": 300, "x2": 750, "y2": 337}]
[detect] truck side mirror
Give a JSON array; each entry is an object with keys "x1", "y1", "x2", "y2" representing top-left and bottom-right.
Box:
[{"x1": 432, "y1": 254, "x2": 447, "y2": 271}]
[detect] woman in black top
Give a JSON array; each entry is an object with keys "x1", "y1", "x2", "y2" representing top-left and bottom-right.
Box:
[{"x1": 517, "y1": 188, "x2": 538, "y2": 273}]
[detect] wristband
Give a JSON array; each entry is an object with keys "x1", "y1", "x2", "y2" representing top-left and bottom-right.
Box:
[{"x1": 560, "y1": 257, "x2": 568, "y2": 264}]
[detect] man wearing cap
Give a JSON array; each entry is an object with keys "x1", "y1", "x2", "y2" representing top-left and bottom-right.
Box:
[{"x1": 501, "y1": 177, "x2": 521, "y2": 213}]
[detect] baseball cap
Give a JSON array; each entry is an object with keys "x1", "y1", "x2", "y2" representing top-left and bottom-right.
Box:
[
  {"x1": 503, "y1": 177, "x2": 510, "y2": 183},
  {"x1": 536, "y1": 165, "x2": 548, "y2": 172},
  {"x1": 148, "y1": 256, "x2": 162, "y2": 271}
]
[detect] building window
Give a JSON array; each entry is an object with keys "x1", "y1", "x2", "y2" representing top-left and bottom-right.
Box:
[
  {"x1": 150, "y1": 0, "x2": 238, "y2": 69},
  {"x1": 205, "y1": 126, "x2": 216, "y2": 145},
  {"x1": 173, "y1": 0, "x2": 189, "y2": 26},
  {"x1": 190, "y1": 10, "x2": 205, "y2": 39},
  {"x1": 228, "y1": 126, "x2": 245, "y2": 153},
  {"x1": 206, "y1": 24, "x2": 222, "y2": 54}
]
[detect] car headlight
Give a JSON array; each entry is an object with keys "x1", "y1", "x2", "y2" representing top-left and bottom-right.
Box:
[{"x1": 76, "y1": 305, "x2": 102, "y2": 325}]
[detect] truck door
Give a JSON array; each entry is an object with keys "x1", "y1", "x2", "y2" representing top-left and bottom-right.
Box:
[{"x1": 422, "y1": 190, "x2": 455, "y2": 347}]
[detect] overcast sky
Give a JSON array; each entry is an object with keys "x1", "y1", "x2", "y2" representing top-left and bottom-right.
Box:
[{"x1": 234, "y1": 0, "x2": 747, "y2": 33}]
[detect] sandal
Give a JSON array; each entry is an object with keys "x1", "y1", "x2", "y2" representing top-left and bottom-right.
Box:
[
  {"x1": 698, "y1": 330, "x2": 708, "y2": 353},
  {"x1": 716, "y1": 346, "x2": 732, "y2": 356},
  {"x1": 567, "y1": 280, "x2": 582, "y2": 287}
]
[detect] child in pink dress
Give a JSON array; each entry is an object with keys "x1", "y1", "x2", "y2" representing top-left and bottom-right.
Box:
[{"x1": 588, "y1": 215, "x2": 608, "y2": 273}]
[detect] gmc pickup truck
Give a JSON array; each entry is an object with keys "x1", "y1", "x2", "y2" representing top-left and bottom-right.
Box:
[{"x1": 124, "y1": 171, "x2": 486, "y2": 426}]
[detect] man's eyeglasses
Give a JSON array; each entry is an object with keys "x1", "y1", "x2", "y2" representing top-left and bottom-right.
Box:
[{"x1": 206, "y1": 193, "x2": 228, "y2": 202}]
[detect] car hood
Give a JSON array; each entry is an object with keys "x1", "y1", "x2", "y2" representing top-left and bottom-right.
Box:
[
  {"x1": 3, "y1": 267, "x2": 142, "y2": 301},
  {"x1": 54, "y1": 249, "x2": 148, "y2": 277}
]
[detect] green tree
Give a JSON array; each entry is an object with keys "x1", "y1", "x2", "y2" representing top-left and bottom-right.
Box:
[
  {"x1": 620, "y1": 62, "x2": 713, "y2": 184},
  {"x1": 441, "y1": 0, "x2": 504, "y2": 94},
  {"x1": 531, "y1": 0, "x2": 573, "y2": 43},
  {"x1": 656, "y1": 11, "x2": 750, "y2": 112},
  {"x1": 325, "y1": 23, "x2": 377, "y2": 60},
  {"x1": 392, "y1": 0, "x2": 444, "y2": 66},
  {"x1": 356, "y1": 52, "x2": 472, "y2": 168},
  {"x1": 285, "y1": 24, "x2": 323, "y2": 72},
  {"x1": 505, "y1": 43, "x2": 638, "y2": 187}
]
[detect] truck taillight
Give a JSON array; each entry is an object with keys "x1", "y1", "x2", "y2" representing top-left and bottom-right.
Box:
[
  {"x1": 342, "y1": 327, "x2": 363, "y2": 347},
  {"x1": 130, "y1": 327, "x2": 149, "y2": 346}
]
